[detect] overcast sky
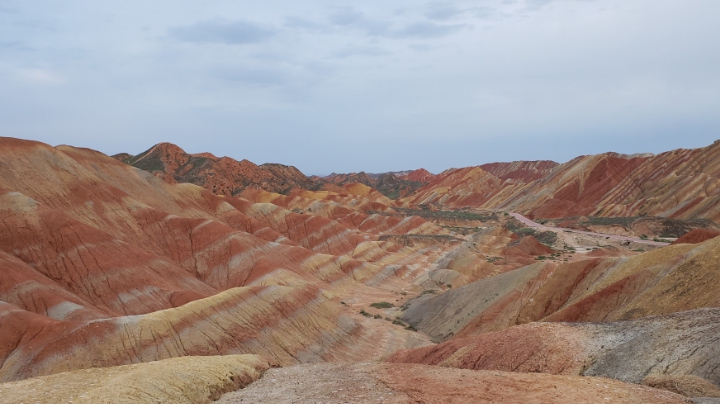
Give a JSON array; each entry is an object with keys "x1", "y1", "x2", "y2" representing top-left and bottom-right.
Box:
[{"x1": 1, "y1": 1, "x2": 719, "y2": 174}]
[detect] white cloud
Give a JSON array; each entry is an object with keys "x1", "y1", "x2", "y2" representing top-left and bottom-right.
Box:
[{"x1": 18, "y1": 68, "x2": 65, "y2": 84}]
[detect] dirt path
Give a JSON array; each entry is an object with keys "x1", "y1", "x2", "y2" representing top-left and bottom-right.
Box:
[{"x1": 510, "y1": 213, "x2": 670, "y2": 247}]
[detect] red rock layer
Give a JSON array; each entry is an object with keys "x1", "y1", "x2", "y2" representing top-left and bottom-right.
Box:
[
  {"x1": 404, "y1": 141, "x2": 720, "y2": 222},
  {"x1": 479, "y1": 160, "x2": 558, "y2": 182},
  {"x1": 672, "y1": 228, "x2": 720, "y2": 244},
  {"x1": 401, "y1": 236, "x2": 720, "y2": 341},
  {"x1": 123, "y1": 142, "x2": 318, "y2": 195},
  {"x1": 321, "y1": 171, "x2": 428, "y2": 200},
  {"x1": 400, "y1": 168, "x2": 436, "y2": 183},
  {"x1": 0, "y1": 137, "x2": 447, "y2": 382},
  {"x1": 388, "y1": 308, "x2": 720, "y2": 389},
  {"x1": 217, "y1": 362, "x2": 687, "y2": 404}
]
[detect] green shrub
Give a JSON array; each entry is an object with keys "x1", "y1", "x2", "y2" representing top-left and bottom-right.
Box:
[{"x1": 370, "y1": 301, "x2": 394, "y2": 309}]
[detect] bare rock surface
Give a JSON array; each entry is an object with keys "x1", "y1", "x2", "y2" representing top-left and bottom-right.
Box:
[
  {"x1": 216, "y1": 363, "x2": 408, "y2": 404},
  {"x1": 0, "y1": 355, "x2": 269, "y2": 404},
  {"x1": 217, "y1": 362, "x2": 688, "y2": 403},
  {"x1": 390, "y1": 308, "x2": 720, "y2": 388}
]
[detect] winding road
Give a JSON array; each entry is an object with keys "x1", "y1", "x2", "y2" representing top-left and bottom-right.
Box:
[{"x1": 510, "y1": 213, "x2": 671, "y2": 247}]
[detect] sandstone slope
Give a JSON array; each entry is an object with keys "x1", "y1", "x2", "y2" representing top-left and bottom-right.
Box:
[
  {"x1": 0, "y1": 355, "x2": 270, "y2": 404},
  {"x1": 402, "y1": 235, "x2": 720, "y2": 341},
  {"x1": 121, "y1": 142, "x2": 319, "y2": 195},
  {"x1": 216, "y1": 362, "x2": 687, "y2": 404},
  {"x1": 0, "y1": 137, "x2": 450, "y2": 382},
  {"x1": 404, "y1": 141, "x2": 720, "y2": 222},
  {"x1": 389, "y1": 308, "x2": 720, "y2": 395}
]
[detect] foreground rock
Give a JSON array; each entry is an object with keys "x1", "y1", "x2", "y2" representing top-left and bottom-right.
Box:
[
  {"x1": 216, "y1": 362, "x2": 687, "y2": 403},
  {"x1": 389, "y1": 308, "x2": 720, "y2": 395},
  {"x1": 0, "y1": 355, "x2": 270, "y2": 404}
]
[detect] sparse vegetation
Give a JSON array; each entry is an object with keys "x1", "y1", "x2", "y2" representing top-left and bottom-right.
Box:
[
  {"x1": 394, "y1": 208, "x2": 498, "y2": 222},
  {"x1": 535, "y1": 231, "x2": 558, "y2": 246},
  {"x1": 370, "y1": 301, "x2": 394, "y2": 309},
  {"x1": 421, "y1": 289, "x2": 438, "y2": 295}
]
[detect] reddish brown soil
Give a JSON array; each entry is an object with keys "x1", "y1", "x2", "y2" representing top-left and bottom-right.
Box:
[
  {"x1": 480, "y1": 160, "x2": 558, "y2": 182},
  {"x1": 390, "y1": 308, "x2": 720, "y2": 390},
  {"x1": 401, "y1": 168, "x2": 436, "y2": 183},
  {"x1": 216, "y1": 362, "x2": 687, "y2": 404},
  {"x1": 0, "y1": 137, "x2": 449, "y2": 382},
  {"x1": 123, "y1": 142, "x2": 318, "y2": 195},
  {"x1": 673, "y1": 228, "x2": 720, "y2": 244},
  {"x1": 403, "y1": 141, "x2": 720, "y2": 222}
]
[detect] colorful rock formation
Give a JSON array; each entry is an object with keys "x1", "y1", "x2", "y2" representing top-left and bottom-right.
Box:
[
  {"x1": 404, "y1": 141, "x2": 720, "y2": 222},
  {"x1": 120, "y1": 142, "x2": 319, "y2": 195}
]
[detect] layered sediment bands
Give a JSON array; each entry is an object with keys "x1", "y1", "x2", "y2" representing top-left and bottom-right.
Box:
[
  {"x1": 0, "y1": 354, "x2": 271, "y2": 404},
  {"x1": 216, "y1": 362, "x2": 687, "y2": 404},
  {"x1": 0, "y1": 251, "x2": 107, "y2": 321},
  {"x1": 0, "y1": 137, "x2": 450, "y2": 383},
  {"x1": 121, "y1": 142, "x2": 318, "y2": 195},
  {"x1": 400, "y1": 168, "x2": 436, "y2": 183},
  {"x1": 0, "y1": 189, "x2": 215, "y2": 315},
  {"x1": 480, "y1": 160, "x2": 559, "y2": 182},
  {"x1": 389, "y1": 308, "x2": 720, "y2": 387},
  {"x1": 322, "y1": 170, "x2": 431, "y2": 199},
  {"x1": 242, "y1": 184, "x2": 397, "y2": 216},
  {"x1": 673, "y1": 228, "x2": 720, "y2": 244},
  {"x1": 0, "y1": 285, "x2": 368, "y2": 381},
  {"x1": 403, "y1": 236, "x2": 720, "y2": 341},
  {"x1": 403, "y1": 140, "x2": 720, "y2": 222}
]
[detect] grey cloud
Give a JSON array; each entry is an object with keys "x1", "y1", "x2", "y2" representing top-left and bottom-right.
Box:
[
  {"x1": 526, "y1": 0, "x2": 554, "y2": 7},
  {"x1": 393, "y1": 22, "x2": 465, "y2": 38},
  {"x1": 425, "y1": 4, "x2": 464, "y2": 21},
  {"x1": 425, "y1": 3, "x2": 500, "y2": 21},
  {"x1": 214, "y1": 67, "x2": 289, "y2": 86},
  {"x1": 169, "y1": 19, "x2": 276, "y2": 45},
  {"x1": 284, "y1": 16, "x2": 329, "y2": 33},
  {"x1": 331, "y1": 45, "x2": 391, "y2": 59},
  {"x1": 326, "y1": 7, "x2": 462, "y2": 39},
  {"x1": 0, "y1": 40, "x2": 32, "y2": 50},
  {"x1": 409, "y1": 44, "x2": 433, "y2": 52},
  {"x1": 329, "y1": 8, "x2": 364, "y2": 26},
  {"x1": 523, "y1": 0, "x2": 595, "y2": 11}
]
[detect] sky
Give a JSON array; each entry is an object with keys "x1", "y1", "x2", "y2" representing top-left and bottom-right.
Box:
[{"x1": 1, "y1": 0, "x2": 719, "y2": 175}]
